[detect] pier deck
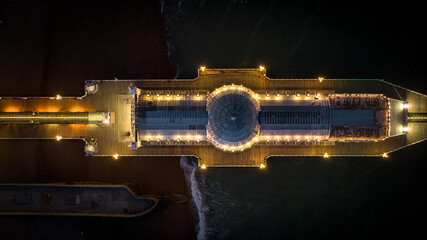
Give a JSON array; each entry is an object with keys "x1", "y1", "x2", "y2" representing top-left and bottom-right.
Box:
[{"x1": 1, "y1": 70, "x2": 426, "y2": 167}]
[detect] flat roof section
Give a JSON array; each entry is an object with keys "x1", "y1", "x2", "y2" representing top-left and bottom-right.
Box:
[
  {"x1": 331, "y1": 110, "x2": 375, "y2": 126},
  {"x1": 0, "y1": 68, "x2": 426, "y2": 167}
]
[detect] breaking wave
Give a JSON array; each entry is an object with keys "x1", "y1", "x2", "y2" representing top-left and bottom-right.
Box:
[
  {"x1": 180, "y1": 157, "x2": 237, "y2": 240},
  {"x1": 180, "y1": 157, "x2": 209, "y2": 239}
]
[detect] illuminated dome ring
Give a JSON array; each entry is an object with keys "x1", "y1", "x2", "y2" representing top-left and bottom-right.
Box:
[{"x1": 206, "y1": 85, "x2": 260, "y2": 151}]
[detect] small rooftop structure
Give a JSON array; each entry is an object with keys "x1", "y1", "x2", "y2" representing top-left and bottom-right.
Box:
[{"x1": 0, "y1": 68, "x2": 426, "y2": 167}]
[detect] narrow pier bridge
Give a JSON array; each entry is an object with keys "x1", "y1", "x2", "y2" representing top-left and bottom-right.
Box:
[{"x1": 1, "y1": 68, "x2": 426, "y2": 167}]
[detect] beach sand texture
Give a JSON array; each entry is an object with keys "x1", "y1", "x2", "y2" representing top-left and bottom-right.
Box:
[{"x1": 0, "y1": 0, "x2": 196, "y2": 239}]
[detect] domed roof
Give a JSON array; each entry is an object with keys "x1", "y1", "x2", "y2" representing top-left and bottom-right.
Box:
[{"x1": 206, "y1": 85, "x2": 260, "y2": 151}]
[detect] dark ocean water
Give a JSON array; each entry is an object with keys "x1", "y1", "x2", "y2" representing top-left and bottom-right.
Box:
[
  {"x1": 0, "y1": 0, "x2": 425, "y2": 239},
  {"x1": 162, "y1": 0, "x2": 427, "y2": 239}
]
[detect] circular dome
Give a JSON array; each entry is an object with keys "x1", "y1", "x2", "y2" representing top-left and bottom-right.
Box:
[{"x1": 206, "y1": 85, "x2": 260, "y2": 151}]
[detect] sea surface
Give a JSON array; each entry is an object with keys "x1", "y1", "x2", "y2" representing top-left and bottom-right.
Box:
[
  {"x1": 161, "y1": 0, "x2": 427, "y2": 239},
  {"x1": 0, "y1": 0, "x2": 425, "y2": 239}
]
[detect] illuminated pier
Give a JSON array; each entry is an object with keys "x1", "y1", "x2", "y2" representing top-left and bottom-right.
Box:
[{"x1": 1, "y1": 68, "x2": 426, "y2": 167}]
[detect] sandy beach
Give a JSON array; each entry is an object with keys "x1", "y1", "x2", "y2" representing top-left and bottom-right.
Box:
[{"x1": 0, "y1": 0, "x2": 196, "y2": 239}]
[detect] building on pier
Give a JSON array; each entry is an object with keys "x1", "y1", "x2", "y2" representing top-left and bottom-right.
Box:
[{"x1": 1, "y1": 67, "x2": 426, "y2": 167}]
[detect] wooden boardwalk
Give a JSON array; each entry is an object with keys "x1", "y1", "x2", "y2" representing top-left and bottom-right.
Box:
[{"x1": 1, "y1": 69, "x2": 426, "y2": 167}]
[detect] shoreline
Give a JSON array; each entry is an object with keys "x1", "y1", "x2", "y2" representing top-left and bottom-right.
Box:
[{"x1": 0, "y1": 0, "x2": 197, "y2": 239}]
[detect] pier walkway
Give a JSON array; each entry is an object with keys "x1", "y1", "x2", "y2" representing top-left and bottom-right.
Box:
[{"x1": 0, "y1": 69, "x2": 426, "y2": 167}]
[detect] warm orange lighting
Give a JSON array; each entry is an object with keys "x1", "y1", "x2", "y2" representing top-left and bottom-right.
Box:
[
  {"x1": 56, "y1": 135, "x2": 62, "y2": 141},
  {"x1": 201, "y1": 164, "x2": 207, "y2": 169},
  {"x1": 382, "y1": 153, "x2": 388, "y2": 158},
  {"x1": 323, "y1": 153, "x2": 329, "y2": 158},
  {"x1": 37, "y1": 106, "x2": 59, "y2": 112},
  {"x1": 69, "y1": 124, "x2": 86, "y2": 130},
  {"x1": 4, "y1": 106, "x2": 20, "y2": 112},
  {"x1": 70, "y1": 106, "x2": 85, "y2": 112},
  {"x1": 259, "y1": 66, "x2": 265, "y2": 71},
  {"x1": 103, "y1": 119, "x2": 110, "y2": 124},
  {"x1": 260, "y1": 163, "x2": 266, "y2": 169},
  {"x1": 318, "y1": 77, "x2": 324, "y2": 82},
  {"x1": 113, "y1": 154, "x2": 119, "y2": 160},
  {"x1": 200, "y1": 66, "x2": 206, "y2": 71}
]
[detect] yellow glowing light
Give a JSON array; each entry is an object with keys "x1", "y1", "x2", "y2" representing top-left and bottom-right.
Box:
[
  {"x1": 403, "y1": 103, "x2": 409, "y2": 109},
  {"x1": 201, "y1": 164, "x2": 207, "y2": 169},
  {"x1": 70, "y1": 106, "x2": 85, "y2": 112},
  {"x1": 323, "y1": 153, "x2": 329, "y2": 158},
  {"x1": 260, "y1": 163, "x2": 266, "y2": 169},
  {"x1": 56, "y1": 95, "x2": 62, "y2": 100},
  {"x1": 56, "y1": 135, "x2": 62, "y2": 141},
  {"x1": 402, "y1": 126, "x2": 409, "y2": 132},
  {"x1": 259, "y1": 66, "x2": 265, "y2": 71},
  {"x1": 103, "y1": 119, "x2": 110, "y2": 124},
  {"x1": 382, "y1": 153, "x2": 388, "y2": 158},
  {"x1": 4, "y1": 106, "x2": 20, "y2": 112},
  {"x1": 113, "y1": 154, "x2": 119, "y2": 160},
  {"x1": 319, "y1": 77, "x2": 324, "y2": 82},
  {"x1": 200, "y1": 66, "x2": 206, "y2": 71}
]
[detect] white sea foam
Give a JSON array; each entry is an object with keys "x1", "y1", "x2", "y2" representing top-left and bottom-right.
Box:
[
  {"x1": 180, "y1": 157, "x2": 209, "y2": 240},
  {"x1": 180, "y1": 157, "x2": 237, "y2": 239}
]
